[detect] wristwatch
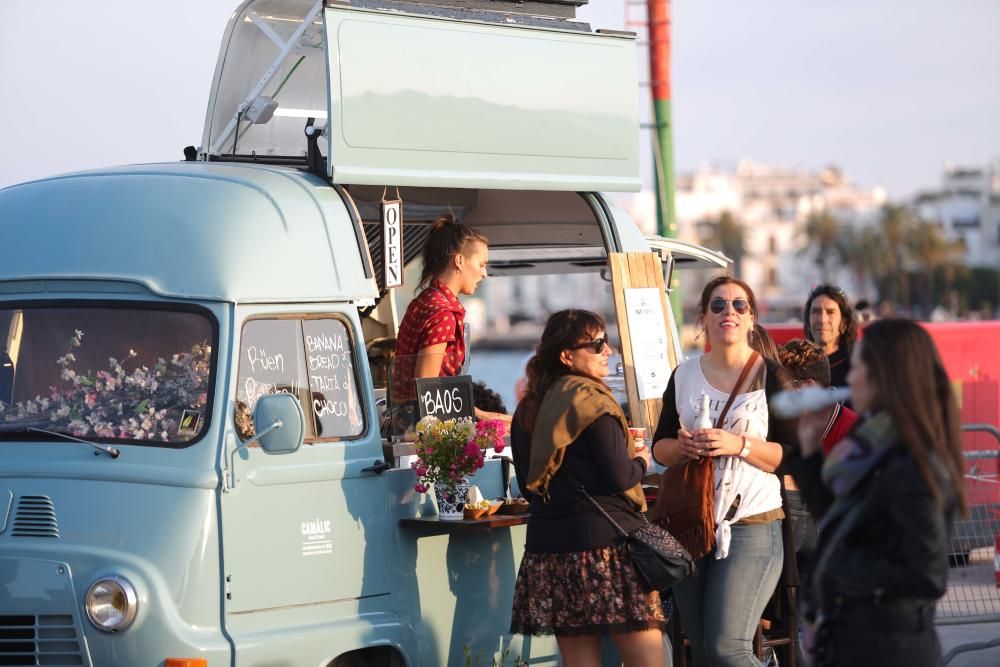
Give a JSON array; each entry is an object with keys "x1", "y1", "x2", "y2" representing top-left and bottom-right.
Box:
[{"x1": 739, "y1": 435, "x2": 752, "y2": 459}]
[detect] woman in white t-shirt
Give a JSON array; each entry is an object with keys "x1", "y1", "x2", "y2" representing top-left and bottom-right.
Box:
[{"x1": 652, "y1": 276, "x2": 796, "y2": 667}]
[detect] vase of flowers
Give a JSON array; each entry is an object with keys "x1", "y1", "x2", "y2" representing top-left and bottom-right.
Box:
[{"x1": 412, "y1": 416, "x2": 507, "y2": 521}]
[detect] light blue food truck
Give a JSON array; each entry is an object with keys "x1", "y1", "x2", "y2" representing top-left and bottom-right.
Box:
[{"x1": 0, "y1": 1, "x2": 728, "y2": 665}]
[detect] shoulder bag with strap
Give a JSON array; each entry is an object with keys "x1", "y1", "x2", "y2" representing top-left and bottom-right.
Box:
[
  {"x1": 650, "y1": 351, "x2": 760, "y2": 560},
  {"x1": 562, "y1": 470, "x2": 694, "y2": 592}
]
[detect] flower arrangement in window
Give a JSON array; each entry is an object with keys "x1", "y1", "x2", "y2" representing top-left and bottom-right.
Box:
[
  {"x1": 0, "y1": 329, "x2": 211, "y2": 442},
  {"x1": 411, "y1": 416, "x2": 507, "y2": 494}
]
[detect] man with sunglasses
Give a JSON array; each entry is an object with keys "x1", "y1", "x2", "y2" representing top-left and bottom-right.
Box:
[{"x1": 803, "y1": 285, "x2": 858, "y2": 389}]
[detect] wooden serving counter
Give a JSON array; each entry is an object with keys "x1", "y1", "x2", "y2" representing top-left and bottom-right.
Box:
[{"x1": 399, "y1": 513, "x2": 530, "y2": 535}]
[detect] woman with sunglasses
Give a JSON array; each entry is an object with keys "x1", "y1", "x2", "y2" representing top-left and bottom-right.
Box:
[
  {"x1": 510, "y1": 309, "x2": 667, "y2": 667},
  {"x1": 651, "y1": 276, "x2": 796, "y2": 667},
  {"x1": 788, "y1": 319, "x2": 965, "y2": 666}
]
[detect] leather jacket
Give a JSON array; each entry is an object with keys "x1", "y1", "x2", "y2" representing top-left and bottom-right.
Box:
[{"x1": 788, "y1": 443, "x2": 957, "y2": 622}]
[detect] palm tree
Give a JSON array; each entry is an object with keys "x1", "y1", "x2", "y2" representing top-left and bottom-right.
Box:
[
  {"x1": 841, "y1": 225, "x2": 887, "y2": 301},
  {"x1": 799, "y1": 210, "x2": 849, "y2": 283},
  {"x1": 703, "y1": 211, "x2": 746, "y2": 278},
  {"x1": 878, "y1": 204, "x2": 915, "y2": 311},
  {"x1": 907, "y1": 219, "x2": 966, "y2": 316}
]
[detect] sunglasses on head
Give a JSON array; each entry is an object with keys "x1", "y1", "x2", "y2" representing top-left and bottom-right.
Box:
[
  {"x1": 809, "y1": 285, "x2": 846, "y2": 300},
  {"x1": 570, "y1": 336, "x2": 610, "y2": 354},
  {"x1": 709, "y1": 298, "x2": 751, "y2": 315}
]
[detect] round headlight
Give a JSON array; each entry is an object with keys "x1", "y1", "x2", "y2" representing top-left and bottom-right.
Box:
[{"x1": 84, "y1": 576, "x2": 137, "y2": 632}]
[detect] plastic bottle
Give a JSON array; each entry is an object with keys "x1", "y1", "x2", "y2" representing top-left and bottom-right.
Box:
[
  {"x1": 770, "y1": 386, "x2": 852, "y2": 418},
  {"x1": 693, "y1": 392, "x2": 713, "y2": 431}
]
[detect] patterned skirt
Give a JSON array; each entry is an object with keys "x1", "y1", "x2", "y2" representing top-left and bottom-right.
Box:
[{"x1": 510, "y1": 542, "x2": 668, "y2": 637}]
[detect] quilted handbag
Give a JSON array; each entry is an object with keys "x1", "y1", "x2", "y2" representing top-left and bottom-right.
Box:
[{"x1": 569, "y1": 473, "x2": 695, "y2": 592}]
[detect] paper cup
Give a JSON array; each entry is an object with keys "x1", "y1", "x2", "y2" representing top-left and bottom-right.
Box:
[{"x1": 628, "y1": 427, "x2": 646, "y2": 449}]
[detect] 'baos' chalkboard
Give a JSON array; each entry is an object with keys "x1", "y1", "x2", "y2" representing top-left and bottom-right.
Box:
[{"x1": 415, "y1": 375, "x2": 475, "y2": 422}]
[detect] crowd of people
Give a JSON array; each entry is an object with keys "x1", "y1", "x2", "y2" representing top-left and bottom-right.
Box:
[{"x1": 394, "y1": 215, "x2": 966, "y2": 667}]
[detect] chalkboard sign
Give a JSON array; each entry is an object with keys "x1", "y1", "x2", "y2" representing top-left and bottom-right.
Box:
[
  {"x1": 237, "y1": 318, "x2": 306, "y2": 415},
  {"x1": 415, "y1": 375, "x2": 475, "y2": 422},
  {"x1": 236, "y1": 317, "x2": 364, "y2": 441},
  {"x1": 302, "y1": 318, "x2": 363, "y2": 438}
]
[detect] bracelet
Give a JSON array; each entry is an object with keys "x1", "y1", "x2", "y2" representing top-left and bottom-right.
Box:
[{"x1": 739, "y1": 435, "x2": 752, "y2": 459}]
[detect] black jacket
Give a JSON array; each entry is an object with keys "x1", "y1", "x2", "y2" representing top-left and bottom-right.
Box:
[
  {"x1": 511, "y1": 413, "x2": 647, "y2": 553},
  {"x1": 787, "y1": 444, "x2": 957, "y2": 621}
]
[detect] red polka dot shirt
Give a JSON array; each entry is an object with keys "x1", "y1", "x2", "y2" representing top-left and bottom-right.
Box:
[{"x1": 392, "y1": 279, "x2": 466, "y2": 400}]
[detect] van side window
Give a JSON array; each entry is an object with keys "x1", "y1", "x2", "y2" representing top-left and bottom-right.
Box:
[
  {"x1": 235, "y1": 317, "x2": 364, "y2": 442},
  {"x1": 235, "y1": 318, "x2": 311, "y2": 440},
  {"x1": 302, "y1": 318, "x2": 364, "y2": 438}
]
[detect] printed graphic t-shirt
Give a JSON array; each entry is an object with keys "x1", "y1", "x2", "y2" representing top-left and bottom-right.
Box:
[{"x1": 653, "y1": 356, "x2": 783, "y2": 558}]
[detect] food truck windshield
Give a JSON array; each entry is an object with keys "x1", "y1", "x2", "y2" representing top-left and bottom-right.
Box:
[{"x1": 0, "y1": 304, "x2": 216, "y2": 445}]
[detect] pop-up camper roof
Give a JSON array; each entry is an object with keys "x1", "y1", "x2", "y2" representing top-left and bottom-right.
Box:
[{"x1": 201, "y1": 0, "x2": 640, "y2": 191}]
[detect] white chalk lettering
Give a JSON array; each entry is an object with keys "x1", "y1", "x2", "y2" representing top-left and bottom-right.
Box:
[
  {"x1": 308, "y1": 354, "x2": 341, "y2": 371},
  {"x1": 243, "y1": 377, "x2": 297, "y2": 407},
  {"x1": 310, "y1": 374, "x2": 341, "y2": 392},
  {"x1": 421, "y1": 387, "x2": 463, "y2": 415},
  {"x1": 313, "y1": 398, "x2": 348, "y2": 418},
  {"x1": 305, "y1": 333, "x2": 345, "y2": 354},
  {"x1": 246, "y1": 346, "x2": 284, "y2": 374}
]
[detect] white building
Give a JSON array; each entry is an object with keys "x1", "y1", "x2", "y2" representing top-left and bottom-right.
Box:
[
  {"x1": 912, "y1": 160, "x2": 1000, "y2": 269},
  {"x1": 674, "y1": 159, "x2": 886, "y2": 318}
]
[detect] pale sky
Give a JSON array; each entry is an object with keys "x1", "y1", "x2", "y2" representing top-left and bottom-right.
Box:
[{"x1": 1, "y1": 0, "x2": 997, "y2": 199}]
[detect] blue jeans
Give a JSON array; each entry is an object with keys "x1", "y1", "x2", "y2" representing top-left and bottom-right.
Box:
[{"x1": 673, "y1": 521, "x2": 784, "y2": 667}]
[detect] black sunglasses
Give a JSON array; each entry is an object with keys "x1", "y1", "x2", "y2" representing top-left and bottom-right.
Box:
[
  {"x1": 809, "y1": 285, "x2": 847, "y2": 300},
  {"x1": 570, "y1": 336, "x2": 611, "y2": 354},
  {"x1": 709, "y1": 298, "x2": 751, "y2": 315}
]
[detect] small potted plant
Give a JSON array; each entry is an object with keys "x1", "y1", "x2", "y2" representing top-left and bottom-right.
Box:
[{"x1": 412, "y1": 416, "x2": 507, "y2": 520}]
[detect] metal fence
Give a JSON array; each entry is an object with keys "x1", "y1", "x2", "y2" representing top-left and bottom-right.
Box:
[{"x1": 938, "y1": 424, "x2": 1000, "y2": 664}]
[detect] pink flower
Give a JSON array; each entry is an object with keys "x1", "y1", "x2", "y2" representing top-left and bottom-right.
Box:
[
  {"x1": 464, "y1": 441, "x2": 481, "y2": 459},
  {"x1": 414, "y1": 483, "x2": 429, "y2": 494}
]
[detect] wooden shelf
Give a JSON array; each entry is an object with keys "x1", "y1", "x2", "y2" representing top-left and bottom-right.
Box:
[{"x1": 399, "y1": 513, "x2": 530, "y2": 535}]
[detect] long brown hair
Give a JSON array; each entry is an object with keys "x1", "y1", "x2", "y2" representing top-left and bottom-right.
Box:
[
  {"x1": 515, "y1": 309, "x2": 606, "y2": 433},
  {"x1": 416, "y1": 213, "x2": 488, "y2": 291},
  {"x1": 803, "y1": 284, "x2": 858, "y2": 356},
  {"x1": 859, "y1": 319, "x2": 967, "y2": 515}
]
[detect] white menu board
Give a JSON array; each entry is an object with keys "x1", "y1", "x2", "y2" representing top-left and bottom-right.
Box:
[{"x1": 624, "y1": 287, "x2": 670, "y2": 400}]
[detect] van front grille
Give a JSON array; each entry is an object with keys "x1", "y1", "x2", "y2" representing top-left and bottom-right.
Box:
[
  {"x1": 0, "y1": 614, "x2": 82, "y2": 665},
  {"x1": 11, "y1": 496, "x2": 59, "y2": 538}
]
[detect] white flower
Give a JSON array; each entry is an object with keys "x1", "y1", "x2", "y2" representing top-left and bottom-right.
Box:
[
  {"x1": 415, "y1": 415, "x2": 439, "y2": 434},
  {"x1": 456, "y1": 419, "x2": 475, "y2": 440}
]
